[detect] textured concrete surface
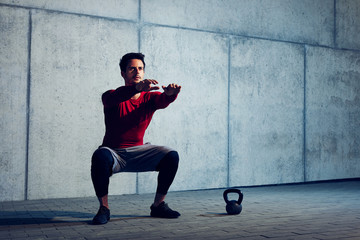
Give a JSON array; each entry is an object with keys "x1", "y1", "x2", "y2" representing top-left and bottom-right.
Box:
[
  {"x1": 28, "y1": 10, "x2": 138, "y2": 199},
  {"x1": 0, "y1": 180, "x2": 360, "y2": 240},
  {"x1": 142, "y1": 0, "x2": 334, "y2": 46},
  {"x1": 229, "y1": 37, "x2": 304, "y2": 186},
  {"x1": 141, "y1": 26, "x2": 229, "y2": 192},
  {"x1": 305, "y1": 46, "x2": 360, "y2": 181},
  {"x1": 0, "y1": 0, "x2": 138, "y2": 20},
  {"x1": 336, "y1": 0, "x2": 360, "y2": 50},
  {"x1": 0, "y1": 6, "x2": 29, "y2": 201}
]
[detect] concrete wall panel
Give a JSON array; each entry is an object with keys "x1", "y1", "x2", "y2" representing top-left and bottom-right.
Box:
[
  {"x1": 28, "y1": 11, "x2": 138, "y2": 199},
  {"x1": 0, "y1": 0, "x2": 138, "y2": 20},
  {"x1": 306, "y1": 46, "x2": 360, "y2": 181},
  {"x1": 229, "y1": 37, "x2": 304, "y2": 187},
  {"x1": 336, "y1": 0, "x2": 360, "y2": 50},
  {"x1": 139, "y1": 26, "x2": 229, "y2": 193},
  {"x1": 0, "y1": 7, "x2": 28, "y2": 201},
  {"x1": 142, "y1": 0, "x2": 334, "y2": 46}
]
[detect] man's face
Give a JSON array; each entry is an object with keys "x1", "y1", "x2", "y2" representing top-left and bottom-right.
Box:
[{"x1": 121, "y1": 59, "x2": 145, "y2": 86}]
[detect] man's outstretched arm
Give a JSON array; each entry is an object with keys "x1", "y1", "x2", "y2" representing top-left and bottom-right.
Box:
[
  {"x1": 135, "y1": 79, "x2": 160, "y2": 92},
  {"x1": 153, "y1": 83, "x2": 182, "y2": 109},
  {"x1": 162, "y1": 83, "x2": 181, "y2": 96},
  {"x1": 102, "y1": 79, "x2": 161, "y2": 107},
  {"x1": 102, "y1": 86, "x2": 139, "y2": 107}
]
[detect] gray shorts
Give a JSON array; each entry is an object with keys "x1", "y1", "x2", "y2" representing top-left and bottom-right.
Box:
[{"x1": 100, "y1": 143, "x2": 174, "y2": 174}]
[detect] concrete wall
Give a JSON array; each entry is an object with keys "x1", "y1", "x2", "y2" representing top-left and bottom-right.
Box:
[{"x1": 0, "y1": 0, "x2": 359, "y2": 201}]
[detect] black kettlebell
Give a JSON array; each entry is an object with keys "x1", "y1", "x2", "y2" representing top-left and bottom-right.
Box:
[{"x1": 223, "y1": 188, "x2": 243, "y2": 215}]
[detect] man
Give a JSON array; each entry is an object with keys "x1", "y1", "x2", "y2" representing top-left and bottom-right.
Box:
[{"x1": 91, "y1": 53, "x2": 181, "y2": 224}]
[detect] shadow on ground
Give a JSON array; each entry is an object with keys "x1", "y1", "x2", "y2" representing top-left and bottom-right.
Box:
[{"x1": 0, "y1": 210, "x2": 150, "y2": 228}]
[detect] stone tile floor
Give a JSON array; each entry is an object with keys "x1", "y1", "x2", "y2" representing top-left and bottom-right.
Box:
[{"x1": 0, "y1": 180, "x2": 359, "y2": 239}]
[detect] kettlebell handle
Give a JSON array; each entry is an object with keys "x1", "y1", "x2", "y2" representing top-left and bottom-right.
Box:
[{"x1": 223, "y1": 188, "x2": 243, "y2": 204}]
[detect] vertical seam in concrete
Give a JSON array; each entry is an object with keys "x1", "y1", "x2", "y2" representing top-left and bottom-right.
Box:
[
  {"x1": 135, "y1": 0, "x2": 142, "y2": 195},
  {"x1": 227, "y1": 36, "x2": 231, "y2": 188},
  {"x1": 138, "y1": 0, "x2": 142, "y2": 52},
  {"x1": 334, "y1": 0, "x2": 337, "y2": 48},
  {"x1": 25, "y1": 10, "x2": 33, "y2": 200},
  {"x1": 303, "y1": 45, "x2": 307, "y2": 183}
]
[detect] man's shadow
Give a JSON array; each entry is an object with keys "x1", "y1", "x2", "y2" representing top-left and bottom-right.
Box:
[{"x1": 0, "y1": 210, "x2": 149, "y2": 228}]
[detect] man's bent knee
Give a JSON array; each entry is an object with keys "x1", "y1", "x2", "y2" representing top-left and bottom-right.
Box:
[
  {"x1": 167, "y1": 151, "x2": 179, "y2": 167},
  {"x1": 156, "y1": 151, "x2": 179, "y2": 171},
  {"x1": 92, "y1": 148, "x2": 114, "y2": 166}
]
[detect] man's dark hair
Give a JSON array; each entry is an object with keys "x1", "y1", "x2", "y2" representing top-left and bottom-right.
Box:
[{"x1": 119, "y1": 53, "x2": 146, "y2": 72}]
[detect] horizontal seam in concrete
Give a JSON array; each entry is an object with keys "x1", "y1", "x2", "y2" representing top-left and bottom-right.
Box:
[
  {"x1": 139, "y1": 22, "x2": 360, "y2": 51},
  {"x1": 0, "y1": 3, "x2": 138, "y2": 24},
  {"x1": 186, "y1": 178, "x2": 360, "y2": 192},
  {"x1": 3, "y1": 3, "x2": 360, "y2": 52}
]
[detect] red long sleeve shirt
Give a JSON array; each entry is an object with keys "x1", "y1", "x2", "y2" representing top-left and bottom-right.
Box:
[{"x1": 101, "y1": 85, "x2": 177, "y2": 149}]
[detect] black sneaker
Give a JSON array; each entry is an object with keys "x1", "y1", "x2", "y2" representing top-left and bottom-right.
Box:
[
  {"x1": 92, "y1": 206, "x2": 110, "y2": 225},
  {"x1": 150, "y1": 202, "x2": 180, "y2": 218}
]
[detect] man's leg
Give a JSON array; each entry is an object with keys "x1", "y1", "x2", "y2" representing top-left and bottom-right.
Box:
[
  {"x1": 91, "y1": 148, "x2": 114, "y2": 224},
  {"x1": 98, "y1": 195, "x2": 109, "y2": 209},
  {"x1": 114, "y1": 145, "x2": 181, "y2": 218},
  {"x1": 151, "y1": 151, "x2": 180, "y2": 218}
]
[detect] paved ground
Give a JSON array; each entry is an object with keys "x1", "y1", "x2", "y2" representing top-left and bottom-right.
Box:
[{"x1": 0, "y1": 180, "x2": 359, "y2": 240}]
